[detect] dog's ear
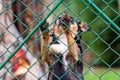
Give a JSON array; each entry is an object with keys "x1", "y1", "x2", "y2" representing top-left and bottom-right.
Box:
[
  {"x1": 70, "y1": 22, "x2": 78, "y2": 37},
  {"x1": 77, "y1": 21, "x2": 91, "y2": 32}
]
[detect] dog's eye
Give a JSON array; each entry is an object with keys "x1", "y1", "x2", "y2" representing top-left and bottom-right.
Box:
[{"x1": 58, "y1": 17, "x2": 61, "y2": 19}]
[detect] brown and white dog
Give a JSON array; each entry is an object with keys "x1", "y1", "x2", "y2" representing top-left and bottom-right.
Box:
[
  {"x1": 0, "y1": 8, "x2": 89, "y2": 79},
  {"x1": 48, "y1": 13, "x2": 90, "y2": 80}
]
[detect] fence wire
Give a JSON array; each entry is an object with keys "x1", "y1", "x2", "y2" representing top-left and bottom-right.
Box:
[{"x1": 0, "y1": 0, "x2": 120, "y2": 80}]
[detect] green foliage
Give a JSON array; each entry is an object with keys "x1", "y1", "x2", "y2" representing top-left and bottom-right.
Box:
[{"x1": 84, "y1": 67, "x2": 120, "y2": 80}]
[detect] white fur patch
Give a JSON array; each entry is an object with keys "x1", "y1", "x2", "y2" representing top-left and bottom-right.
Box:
[{"x1": 50, "y1": 33, "x2": 68, "y2": 54}]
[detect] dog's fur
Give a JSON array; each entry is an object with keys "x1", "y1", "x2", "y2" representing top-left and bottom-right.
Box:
[
  {"x1": 48, "y1": 13, "x2": 89, "y2": 80},
  {"x1": 40, "y1": 22, "x2": 51, "y2": 65}
]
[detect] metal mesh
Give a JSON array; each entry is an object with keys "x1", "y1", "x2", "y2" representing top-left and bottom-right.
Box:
[{"x1": 0, "y1": 0, "x2": 120, "y2": 80}]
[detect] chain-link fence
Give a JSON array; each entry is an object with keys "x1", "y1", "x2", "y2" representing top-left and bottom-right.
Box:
[{"x1": 0, "y1": 0, "x2": 120, "y2": 80}]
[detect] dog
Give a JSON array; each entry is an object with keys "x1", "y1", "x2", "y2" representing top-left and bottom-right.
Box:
[{"x1": 48, "y1": 13, "x2": 90, "y2": 80}]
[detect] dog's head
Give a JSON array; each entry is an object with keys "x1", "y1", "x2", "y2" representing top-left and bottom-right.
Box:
[
  {"x1": 50, "y1": 13, "x2": 90, "y2": 54},
  {"x1": 54, "y1": 13, "x2": 90, "y2": 38}
]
